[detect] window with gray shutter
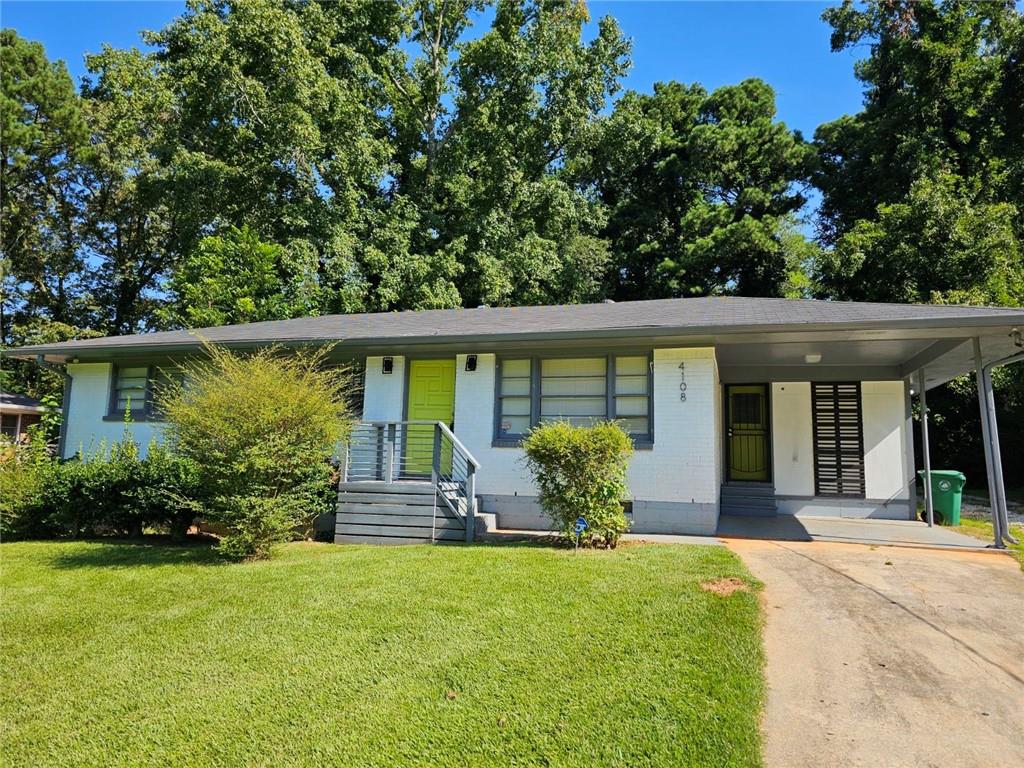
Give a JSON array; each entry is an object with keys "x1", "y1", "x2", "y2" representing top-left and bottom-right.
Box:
[
  {"x1": 494, "y1": 354, "x2": 653, "y2": 443},
  {"x1": 811, "y1": 382, "x2": 865, "y2": 497}
]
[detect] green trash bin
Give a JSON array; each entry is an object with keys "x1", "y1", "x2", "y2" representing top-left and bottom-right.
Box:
[{"x1": 917, "y1": 470, "x2": 966, "y2": 525}]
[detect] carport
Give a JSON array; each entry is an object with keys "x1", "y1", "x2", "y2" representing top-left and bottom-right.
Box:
[
  {"x1": 910, "y1": 333, "x2": 1023, "y2": 548},
  {"x1": 714, "y1": 308, "x2": 1024, "y2": 548}
]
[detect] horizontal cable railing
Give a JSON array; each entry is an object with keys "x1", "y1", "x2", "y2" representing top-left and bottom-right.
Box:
[{"x1": 342, "y1": 420, "x2": 479, "y2": 542}]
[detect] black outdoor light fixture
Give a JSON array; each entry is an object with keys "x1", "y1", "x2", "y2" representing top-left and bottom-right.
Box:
[
  {"x1": 381, "y1": 356, "x2": 394, "y2": 375},
  {"x1": 465, "y1": 354, "x2": 478, "y2": 372}
]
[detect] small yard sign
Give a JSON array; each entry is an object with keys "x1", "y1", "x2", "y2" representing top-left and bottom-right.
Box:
[{"x1": 574, "y1": 516, "x2": 588, "y2": 550}]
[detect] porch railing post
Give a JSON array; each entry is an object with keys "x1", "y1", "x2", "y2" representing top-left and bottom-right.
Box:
[
  {"x1": 384, "y1": 423, "x2": 396, "y2": 483},
  {"x1": 465, "y1": 464, "x2": 476, "y2": 543},
  {"x1": 431, "y1": 423, "x2": 442, "y2": 487}
]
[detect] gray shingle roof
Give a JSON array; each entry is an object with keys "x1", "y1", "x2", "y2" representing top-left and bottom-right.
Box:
[
  {"x1": 0, "y1": 392, "x2": 44, "y2": 409},
  {"x1": 7, "y1": 296, "x2": 1024, "y2": 359}
]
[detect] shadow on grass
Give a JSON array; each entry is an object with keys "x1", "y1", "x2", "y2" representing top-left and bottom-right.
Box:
[{"x1": 49, "y1": 535, "x2": 225, "y2": 570}]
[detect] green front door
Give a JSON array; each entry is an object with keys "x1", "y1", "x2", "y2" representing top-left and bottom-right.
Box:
[
  {"x1": 727, "y1": 384, "x2": 770, "y2": 482},
  {"x1": 405, "y1": 359, "x2": 456, "y2": 475}
]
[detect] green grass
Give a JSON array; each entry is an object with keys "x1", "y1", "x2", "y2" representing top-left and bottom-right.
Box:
[
  {"x1": 0, "y1": 540, "x2": 764, "y2": 768},
  {"x1": 953, "y1": 517, "x2": 1024, "y2": 569}
]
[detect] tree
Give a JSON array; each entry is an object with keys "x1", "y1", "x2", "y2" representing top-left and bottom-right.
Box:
[
  {"x1": 145, "y1": 0, "x2": 396, "y2": 317},
  {"x1": 815, "y1": 172, "x2": 1023, "y2": 305},
  {"x1": 1, "y1": 29, "x2": 90, "y2": 332},
  {"x1": 78, "y1": 45, "x2": 181, "y2": 335},
  {"x1": 584, "y1": 79, "x2": 814, "y2": 299},
  {"x1": 379, "y1": 0, "x2": 630, "y2": 307},
  {"x1": 161, "y1": 226, "x2": 318, "y2": 328},
  {"x1": 812, "y1": 1, "x2": 1024, "y2": 315}
]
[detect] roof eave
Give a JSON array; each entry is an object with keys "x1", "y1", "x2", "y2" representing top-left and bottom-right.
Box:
[{"x1": 6, "y1": 312, "x2": 1024, "y2": 363}]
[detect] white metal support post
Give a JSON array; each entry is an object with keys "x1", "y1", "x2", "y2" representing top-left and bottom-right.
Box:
[{"x1": 917, "y1": 369, "x2": 934, "y2": 528}]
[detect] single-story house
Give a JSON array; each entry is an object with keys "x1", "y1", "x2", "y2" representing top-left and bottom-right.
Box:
[
  {"x1": 0, "y1": 392, "x2": 47, "y2": 441},
  {"x1": 8, "y1": 297, "x2": 1024, "y2": 544}
]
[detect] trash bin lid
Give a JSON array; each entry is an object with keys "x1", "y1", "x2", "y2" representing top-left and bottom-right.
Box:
[{"x1": 918, "y1": 470, "x2": 966, "y2": 480}]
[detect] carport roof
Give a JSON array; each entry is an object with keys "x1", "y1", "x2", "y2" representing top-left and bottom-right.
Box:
[{"x1": 6, "y1": 296, "x2": 1024, "y2": 386}]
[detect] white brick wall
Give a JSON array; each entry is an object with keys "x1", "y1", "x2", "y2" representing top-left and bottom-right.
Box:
[
  {"x1": 362, "y1": 356, "x2": 406, "y2": 420},
  {"x1": 451, "y1": 348, "x2": 720, "y2": 505},
  {"x1": 769, "y1": 379, "x2": 911, "y2": 502},
  {"x1": 63, "y1": 363, "x2": 164, "y2": 458}
]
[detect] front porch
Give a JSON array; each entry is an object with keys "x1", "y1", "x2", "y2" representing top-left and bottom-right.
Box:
[{"x1": 335, "y1": 420, "x2": 481, "y2": 544}]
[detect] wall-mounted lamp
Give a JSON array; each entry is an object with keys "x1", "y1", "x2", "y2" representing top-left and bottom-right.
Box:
[
  {"x1": 1012, "y1": 328, "x2": 1023, "y2": 349},
  {"x1": 465, "y1": 354, "x2": 478, "y2": 372},
  {"x1": 804, "y1": 353, "x2": 822, "y2": 364},
  {"x1": 381, "y1": 356, "x2": 394, "y2": 375}
]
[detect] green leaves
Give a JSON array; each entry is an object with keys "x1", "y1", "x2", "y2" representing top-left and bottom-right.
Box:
[
  {"x1": 521, "y1": 420, "x2": 633, "y2": 547},
  {"x1": 159, "y1": 344, "x2": 356, "y2": 557},
  {"x1": 587, "y1": 78, "x2": 814, "y2": 299},
  {"x1": 813, "y1": 0, "x2": 1024, "y2": 306}
]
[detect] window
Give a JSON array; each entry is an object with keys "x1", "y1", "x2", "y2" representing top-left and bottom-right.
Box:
[
  {"x1": 613, "y1": 356, "x2": 650, "y2": 436},
  {"x1": 107, "y1": 365, "x2": 182, "y2": 421},
  {"x1": 110, "y1": 366, "x2": 151, "y2": 418},
  {"x1": 1, "y1": 414, "x2": 19, "y2": 438},
  {"x1": 540, "y1": 357, "x2": 607, "y2": 426},
  {"x1": 495, "y1": 354, "x2": 652, "y2": 443},
  {"x1": 497, "y1": 359, "x2": 532, "y2": 438}
]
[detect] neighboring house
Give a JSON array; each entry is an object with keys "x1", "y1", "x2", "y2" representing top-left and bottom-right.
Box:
[
  {"x1": 8, "y1": 297, "x2": 1024, "y2": 542},
  {"x1": 0, "y1": 392, "x2": 47, "y2": 441}
]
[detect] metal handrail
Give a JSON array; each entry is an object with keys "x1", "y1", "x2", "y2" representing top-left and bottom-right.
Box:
[{"x1": 436, "y1": 421, "x2": 481, "y2": 470}]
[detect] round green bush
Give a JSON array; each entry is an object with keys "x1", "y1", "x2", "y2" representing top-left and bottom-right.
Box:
[{"x1": 521, "y1": 420, "x2": 633, "y2": 547}]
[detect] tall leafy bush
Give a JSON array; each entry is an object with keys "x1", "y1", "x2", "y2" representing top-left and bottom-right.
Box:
[
  {"x1": 0, "y1": 430, "x2": 57, "y2": 538},
  {"x1": 521, "y1": 421, "x2": 633, "y2": 547},
  {"x1": 159, "y1": 344, "x2": 354, "y2": 558}
]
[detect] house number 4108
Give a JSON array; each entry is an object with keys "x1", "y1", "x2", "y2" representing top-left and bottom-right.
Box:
[{"x1": 678, "y1": 362, "x2": 687, "y2": 402}]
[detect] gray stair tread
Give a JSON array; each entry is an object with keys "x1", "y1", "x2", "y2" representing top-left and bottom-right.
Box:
[
  {"x1": 720, "y1": 508, "x2": 778, "y2": 517},
  {"x1": 335, "y1": 534, "x2": 456, "y2": 545},
  {"x1": 334, "y1": 523, "x2": 464, "y2": 539},
  {"x1": 337, "y1": 492, "x2": 436, "y2": 505},
  {"x1": 337, "y1": 512, "x2": 464, "y2": 529},
  {"x1": 338, "y1": 481, "x2": 434, "y2": 494},
  {"x1": 337, "y1": 502, "x2": 460, "y2": 518}
]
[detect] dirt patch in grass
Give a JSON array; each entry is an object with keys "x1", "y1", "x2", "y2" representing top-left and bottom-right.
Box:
[{"x1": 701, "y1": 576, "x2": 751, "y2": 596}]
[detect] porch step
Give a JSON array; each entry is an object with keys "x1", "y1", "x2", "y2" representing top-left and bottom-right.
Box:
[
  {"x1": 721, "y1": 483, "x2": 778, "y2": 517},
  {"x1": 335, "y1": 480, "x2": 468, "y2": 544}
]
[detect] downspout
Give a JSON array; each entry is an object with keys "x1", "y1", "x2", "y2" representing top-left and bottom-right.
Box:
[{"x1": 977, "y1": 342, "x2": 1024, "y2": 547}]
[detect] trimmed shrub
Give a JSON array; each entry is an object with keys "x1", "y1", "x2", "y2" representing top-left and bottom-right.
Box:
[
  {"x1": 521, "y1": 420, "x2": 633, "y2": 547},
  {"x1": 159, "y1": 344, "x2": 355, "y2": 559},
  {"x1": 0, "y1": 430, "x2": 201, "y2": 540}
]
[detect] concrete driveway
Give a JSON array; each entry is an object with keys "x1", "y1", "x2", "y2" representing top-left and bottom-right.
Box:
[{"x1": 730, "y1": 540, "x2": 1024, "y2": 768}]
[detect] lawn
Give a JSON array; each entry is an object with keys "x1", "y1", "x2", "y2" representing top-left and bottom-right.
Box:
[
  {"x1": 0, "y1": 540, "x2": 764, "y2": 768},
  {"x1": 953, "y1": 517, "x2": 1024, "y2": 569}
]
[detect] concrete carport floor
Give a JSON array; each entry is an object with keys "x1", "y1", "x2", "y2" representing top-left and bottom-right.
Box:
[{"x1": 729, "y1": 539, "x2": 1024, "y2": 768}]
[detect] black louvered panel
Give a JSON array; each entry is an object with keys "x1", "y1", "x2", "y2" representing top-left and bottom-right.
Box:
[{"x1": 812, "y1": 382, "x2": 865, "y2": 498}]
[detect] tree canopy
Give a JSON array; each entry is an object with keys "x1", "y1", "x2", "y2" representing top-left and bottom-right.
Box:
[{"x1": 2, "y1": 0, "x2": 1024, "y2": 479}]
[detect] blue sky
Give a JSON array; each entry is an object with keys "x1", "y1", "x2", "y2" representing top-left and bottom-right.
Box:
[{"x1": 2, "y1": 0, "x2": 865, "y2": 138}]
